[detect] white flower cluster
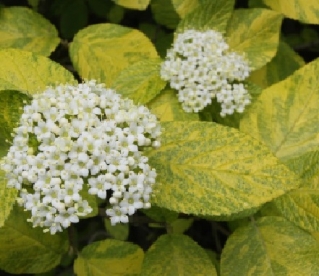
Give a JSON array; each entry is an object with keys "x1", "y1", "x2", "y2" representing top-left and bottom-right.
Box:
[
  {"x1": 1, "y1": 80, "x2": 161, "y2": 234},
  {"x1": 160, "y1": 29, "x2": 251, "y2": 116}
]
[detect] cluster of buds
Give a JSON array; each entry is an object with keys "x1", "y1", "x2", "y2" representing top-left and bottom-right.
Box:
[
  {"x1": 160, "y1": 29, "x2": 251, "y2": 116},
  {"x1": 1, "y1": 80, "x2": 161, "y2": 234}
]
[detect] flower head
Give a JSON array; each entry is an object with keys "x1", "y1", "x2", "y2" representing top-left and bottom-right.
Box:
[
  {"x1": 160, "y1": 29, "x2": 251, "y2": 116},
  {"x1": 1, "y1": 80, "x2": 161, "y2": 233}
]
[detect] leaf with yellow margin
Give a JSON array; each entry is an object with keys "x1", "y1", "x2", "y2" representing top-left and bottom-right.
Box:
[
  {"x1": 74, "y1": 239, "x2": 144, "y2": 276},
  {"x1": 221, "y1": 216, "x2": 319, "y2": 275},
  {"x1": 177, "y1": 0, "x2": 235, "y2": 34},
  {"x1": 112, "y1": 0, "x2": 150, "y2": 10},
  {"x1": 240, "y1": 58, "x2": 319, "y2": 180},
  {"x1": 140, "y1": 234, "x2": 217, "y2": 276},
  {"x1": 249, "y1": 41, "x2": 305, "y2": 88},
  {"x1": 0, "y1": 7, "x2": 59, "y2": 56},
  {"x1": 112, "y1": 58, "x2": 166, "y2": 104},
  {"x1": 263, "y1": 0, "x2": 319, "y2": 24},
  {"x1": 171, "y1": 0, "x2": 199, "y2": 18},
  {"x1": 147, "y1": 88, "x2": 199, "y2": 122},
  {"x1": 146, "y1": 121, "x2": 300, "y2": 217},
  {"x1": 0, "y1": 205, "x2": 68, "y2": 274},
  {"x1": 70, "y1": 23, "x2": 158, "y2": 87},
  {"x1": 226, "y1": 8, "x2": 283, "y2": 70},
  {"x1": 0, "y1": 49, "x2": 75, "y2": 94},
  {"x1": 272, "y1": 174, "x2": 319, "y2": 233}
]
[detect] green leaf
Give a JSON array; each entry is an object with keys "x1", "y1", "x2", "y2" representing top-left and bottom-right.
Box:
[
  {"x1": 221, "y1": 216, "x2": 319, "y2": 275},
  {"x1": 272, "y1": 174, "x2": 319, "y2": 233},
  {"x1": 87, "y1": 0, "x2": 112, "y2": 18},
  {"x1": 248, "y1": 41, "x2": 305, "y2": 88},
  {"x1": 0, "y1": 205, "x2": 68, "y2": 274},
  {"x1": 140, "y1": 234, "x2": 217, "y2": 276},
  {"x1": 0, "y1": 168, "x2": 17, "y2": 228},
  {"x1": 74, "y1": 239, "x2": 144, "y2": 276},
  {"x1": 147, "y1": 121, "x2": 300, "y2": 217},
  {"x1": 142, "y1": 205, "x2": 179, "y2": 223},
  {"x1": 147, "y1": 88, "x2": 199, "y2": 122},
  {"x1": 171, "y1": 0, "x2": 199, "y2": 18},
  {"x1": 0, "y1": 49, "x2": 75, "y2": 93},
  {"x1": 0, "y1": 90, "x2": 31, "y2": 157},
  {"x1": 112, "y1": 0, "x2": 150, "y2": 10},
  {"x1": 226, "y1": 8, "x2": 283, "y2": 70},
  {"x1": 263, "y1": 0, "x2": 319, "y2": 24},
  {"x1": 177, "y1": 0, "x2": 235, "y2": 34},
  {"x1": 112, "y1": 58, "x2": 166, "y2": 104},
  {"x1": 70, "y1": 23, "x2": 158, "y2": 87},
  {"x1": 79, "y1": 184, "x2": 98, "y2": 218},
  {"x1": 248, "y1": 0, "x2": 268, "y2": 8},
  {"x1": 104, "y1": 219, "x2": 129, "y2": 241},
  {"x1": 0, "y1": 7, "x2": 59, "y2": 56},
  {"x1": 240, "y1": 58, "x2": 319, "y2": 180},
  {"x1": 150, "y1": 0, "x2": 180, "y2": 29},
  {"x1": 170, "y1": 218, "x2": 194, "y2": 234}
]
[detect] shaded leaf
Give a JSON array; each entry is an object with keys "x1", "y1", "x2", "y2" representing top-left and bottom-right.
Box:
[
  {"x1": 112, "y1": 58, "x2": 166, "y2": 104},
  {"x1": 171, "y1": 0, "x2": 199, "y2": 18},
  {"x1": 221, "y1": 216, "x2": 319, "y2": 275},
  {"x1": 0, "y1": 49, "x2": 75, "y2": 93},
  {"x1": 150, "y1": 0, "x2": 180, "y2": 29},
  {"x1": 240, "y1": 58, "x2": 319, "y2": 180},
  {"x1": 0, "y1": 7, "x2": 59, "y2": 56},
  {"x1": 74, "y1": 239, "x2": 144, "y2": 276},
  {"x1": 141, "y1": 234, "x2": 217, "y2": 276},
  {"x1": 147, "y1": 121, "x2": 300, "y2": 217},
  {"x1": 104, "y1": 219, "x2": 129, "y2": 241},
  {"x1": 0, "y1": 205, "x2": 68, "y2": 274},
  {"x1": 70, "y1": 23, "x2": 158, "y2": 87},
  {"x1": 226, "y1": 8, "x2": 283, "y2": 70},
  {"x1": 177, "y1": 0, "x2": 235, "y2": 34},
  {"x1": 113, "y1": 0, "x2": 150, "y2": 10}
]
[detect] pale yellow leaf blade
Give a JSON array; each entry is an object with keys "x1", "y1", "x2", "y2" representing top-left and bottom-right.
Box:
[
  {"x1": 0, "y1": 49, "x2": 75, "y2": 94},
  {"x1": 140, "y1": 234, "x2": 217, "y2": 276},
  {"x1": 221, "y1": 216, "x2": 319, "y2": 275},
  {"x1": 147, "y1": 121, "x2": 300, "y2": 217},
  {"x1": 226, "y1": 8, "x2": 283, "y2": 70},
  {"x1": 240, "y1": 58, "x2": 319, "y2": 179},
  {"x1": 0, "y1": 7, "x2": 59, "y2": 56},
  {"x1": 70, "y1": 23, "x2": 158, "y2": 87},
  {"x1": 112, "y1": 0, "x2": 150, "y2": 10}
]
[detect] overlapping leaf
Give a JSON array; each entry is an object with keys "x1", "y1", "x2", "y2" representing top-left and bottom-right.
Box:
[
  {"x1": 171, "y1": 0, "x2": 199, "y2": 18},
  {"x1": 240, "y1": 58, "x2": 319, "y2": 180},
  {"x1": 0, "y1": 205, "x2": 68, "y2": 274},
  {"x1": 104, "y1": 219, "x2": 129, "y2": 241},
  {"x1": 249, "y1": 41, "x2": 305, "y2": 88},
  {"x1": 147, "y1": 89, "x2": 199, "y2": 122},
  {"x1": 150, "y1": 0, "x2": 180, "y2": 29},
  {"x1": 226, "y1": 9, "x2": 283, "y2": 70},
  {"x1": 0, "y1": 7, "x2": 59, "y2": 56},
  {"x1": 112, "y1": 0, "x2": 150, "y2": 10},
  {"x1": 263, "y1": 0, "x2": 319, "y2": 24},
  {"x1": 112, "y1": 58, "x2": 166, "y2": 104},
  {"x1": 140, "y1": 234, "x2": 217, "y2": 276},
  {"x1": 221, "y1": 216, "x2": 319, "y2": 275},
  {"x1": 0, "y1": 49, "x2": 74, "y2": 93},
  {"x1": 70, "y1": 24, "x2": 158, "y2": 87},
  {"x1": 272, "y1": 174, "x2": 319, "y2": 233},
  {"x1": 147, "y1": 121, "x2": 300, "y2": 217},
  {"x1": 74, "y1": 239, "x2": 144, "y2": 276},
  {"x1": 177, "y1": 0, "x2": 235, "y2": 34}
]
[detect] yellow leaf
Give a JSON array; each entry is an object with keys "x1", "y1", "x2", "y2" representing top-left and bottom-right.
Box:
[
  {"x1": 112, "y1": 58, "x2": 166, "y2": 104},
  {"x1": 240, "y1": 58, "x2": 319, "y2": 179},
  {"x1": 141, "y1": 234, "x2": 217, "y2": 276},
  {"x1": 70, "y1": 23, "x2": 158, "y2": 87},
  {"x1": 112, "y1": 0, "x2": 150, "y2": 10},
  {"x1": 221, "y1": 216, "x2": 319, "y2": 275},
  {"x1": 0, "y1": 7, "x2": 59, "y2": 56},
  {"x1": 171, "y1": 0, "x2": 199, "y2": 18},
  {"x1": 0, "y1": 205, "x2": 68, "y2": 274},
  {"x1": 147, "y1": 88, "x2": 199, "y2": 122},
  {"x1": 0, "y1": 49, "x2": 75, "y2": 94},
  {"x1": 74, "y1": 239, "x2": 144, "y2": 276},
  {"x1": 264, "y1": 0, "x2": 319, "y2": 24},
  {"x1": 249, "y1": 41, "x2": 305, "y2": 88},
  {"x1": 226, "y1": 8, "x2": 283, "y2": 70},
  {"x1": 147, "y1": 121, "x2": 300, "y2": 217}
]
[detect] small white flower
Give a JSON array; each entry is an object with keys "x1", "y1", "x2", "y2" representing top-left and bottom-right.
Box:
[{"x1": 161, "y1": 29, "x2": 251, "y2": 116}]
